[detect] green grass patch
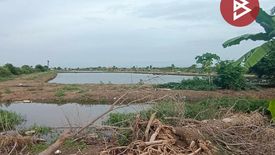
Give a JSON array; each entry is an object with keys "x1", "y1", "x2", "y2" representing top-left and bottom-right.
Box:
[
  {"x1": 27, "y1": 136, "x2": 86, "y2": 154},
  {"x1": 0, "y1": 109, "x2": 23, "y2": 131},
  {"x1": 28, "y1": 143, "x2": 49, "y2": 154},
  {"x1": 55, "y1": 89, "x2": 65, "y2": 97},
  {"x1": 55, "y1": 85, "x2": 83, "y2": 97},
  {"x1": 0, "y1": 76, "x2": 14, "y2": 82},
  {"x1": 63, "y1": 139, "x2": 87, "y2": 150},
  {"x1": 157, "y1": 77, "x2": 217, "y2": 91},
  {"x1": 26, "y1": 125, "x2": 52, "y2": 135},
  {"x1": 105, "y1": 113, "x2": 136, "y2": 127},
  {"x1": 185, "y1": 98, "x2": 268, "y2": 120},
  {"x1": 62, "y1": 85, "x2": 81, "y2": 91}
]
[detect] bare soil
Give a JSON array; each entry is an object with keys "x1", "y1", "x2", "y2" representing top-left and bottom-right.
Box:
[{"x1": 1, "y1": 72, "x2": 275, "y2": 104}]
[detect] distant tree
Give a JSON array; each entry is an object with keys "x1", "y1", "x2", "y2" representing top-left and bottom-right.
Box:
[
  {"x1": 214, "y1": 61, "x2": 246, "y2": 90},
  {"x1": 43, "y1": 65, "x2": 49, "y2": 70},
  {"x1": 112, "y1": 66, "x2": 117, "y2": 70},
  {"x1": 21, "y1": 65, "x2": 34, "y2": 74},
  {"x1": 0, "y1": 66, "x2": 12, "y2": 77},
  {"x1": 171, "y1": 64, "x2": 175, "y2": 71},
  {"x1": 4, "y1": 63, "x2": 20, "y2": 75},
  {"x1": 195, "y1": 53, "x2": 220, "y2": 83},
  {"x1": 35, "y1": 64, "x2": 47, "y2": 72},
  {"x1": 188, "y1": 64, "x2": 197, "y2": 73}
]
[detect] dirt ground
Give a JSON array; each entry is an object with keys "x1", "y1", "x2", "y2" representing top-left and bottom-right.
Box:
[{"x1": 1, "y1": 72, "x2": 275, "y2": 104}]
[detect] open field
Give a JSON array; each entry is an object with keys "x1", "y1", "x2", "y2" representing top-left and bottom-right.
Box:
[{"x1": 0, "y1": 72, "x2": 275, "y2": 104}]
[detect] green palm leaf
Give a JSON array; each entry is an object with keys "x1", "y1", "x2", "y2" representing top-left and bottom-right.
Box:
[
  {"x1": 223, "y1": 33, "x2": 271, "y2": 48},
  {"x1": 235, "y1": 40, "x2": 275, "y2": 69},
  {"x1": 256, "y1": 8, "x2": 275, "y2": 33},
  {"x1": 223, "y1": 8, "x2": 275, "y2": 48}
]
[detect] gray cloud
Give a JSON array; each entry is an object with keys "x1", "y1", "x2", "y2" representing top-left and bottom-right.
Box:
[{"x1": 0, "y1": 0, "x2": 273, "y2": 67}]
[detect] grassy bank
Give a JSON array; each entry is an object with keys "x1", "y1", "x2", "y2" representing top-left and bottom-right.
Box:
[{"x1": 0, "y1": 109, "x2": 23, "y2": 131}]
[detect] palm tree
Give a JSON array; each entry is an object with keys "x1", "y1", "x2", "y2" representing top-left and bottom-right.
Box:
[{"x1": 223, "y1": 8, "x2": 275, "y2": 69}]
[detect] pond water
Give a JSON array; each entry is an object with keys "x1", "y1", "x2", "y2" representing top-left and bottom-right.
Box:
[
  {"x1": 49, "y1": 73, "x2": 192, "y2": 84},
  {"x1": 0, "y1": 103, "x2": 151, "y2": 128}
]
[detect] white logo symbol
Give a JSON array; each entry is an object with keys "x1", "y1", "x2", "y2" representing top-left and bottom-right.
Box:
[{"x1": 233, "y1": 0, "x2": 251, "y2": 21}]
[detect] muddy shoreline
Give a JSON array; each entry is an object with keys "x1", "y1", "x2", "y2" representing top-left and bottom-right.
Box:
[{"x1": 0, "y1": 72, "x2": 275, "y2": 104}]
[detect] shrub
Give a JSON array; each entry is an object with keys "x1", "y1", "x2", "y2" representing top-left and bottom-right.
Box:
[
  {"x1": 4, "y1": 63, "x2": 20, "y2": 75},
  {"x1": 35, "y1": 65, "x2": 48, "y2": 72},
  {"x1": 0, "y1": 66, "x2": 12, "y2": 77},
  {"x1": 21, "y1": 65, "x2": 35, "y2": 74},
  {"x1": 157, "y1": 77, "x2": 217, "y2": 91},
  {"x1": 214, "y1": 61, "x2": 247, "y2": 90}
]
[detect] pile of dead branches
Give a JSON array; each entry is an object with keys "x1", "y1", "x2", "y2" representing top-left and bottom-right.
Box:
[
  {"x1": 0, "y1": 132, "x2": 45, "y2": 155},
  {"x1": 101, "y1": 112, "x2": 275, "y2": 155},
  {"x1": 198, "y1": 112, "x2": 275, "y2": 155},
  {"x1": 172, "y1": 112, "x2": 275, "y2": 155},
  {"x1": 100, "y1": 113, "x2": 215, "y2": 155}
]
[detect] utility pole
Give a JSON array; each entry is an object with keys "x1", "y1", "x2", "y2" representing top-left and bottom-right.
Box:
[{"x1": 47, "y1": 60, "x2": 50, "y2": 68}]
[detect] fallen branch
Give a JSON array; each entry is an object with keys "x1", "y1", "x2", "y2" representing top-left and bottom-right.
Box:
[{"x1": 145, "y1": 112, "x2": 156, "y2": 141}]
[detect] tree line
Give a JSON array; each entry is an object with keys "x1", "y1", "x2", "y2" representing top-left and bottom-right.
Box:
[{"x1": 0, "y1": 63, "x2": 49, "y2": 77}]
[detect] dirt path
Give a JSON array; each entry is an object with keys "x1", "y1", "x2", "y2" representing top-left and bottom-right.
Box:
[{"x1": 0, "y1": 72, "x2": 275, "y2": 104}]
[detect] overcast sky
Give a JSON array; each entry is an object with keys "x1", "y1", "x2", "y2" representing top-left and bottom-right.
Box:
[{"x1": 0, "y1": 0, "x2": 273, "y2": 68}]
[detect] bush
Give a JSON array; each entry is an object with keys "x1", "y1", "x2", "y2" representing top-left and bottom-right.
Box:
[
  {"x1": 214, "y1": 61, "x2": 247, "y2": 90},
  {"x1": 35, "y1": 65, "x2": 48, "y2": 72},
  {"x1": 157, "y1": 77, "x2": 217, "y2": 91},
  {"x1": 21, "y1": 65, "x2": 35, "y2": 74},
  {"x1": 4, "y1": 63, "x2": 21, "y2": 75},
  {"x1": 0, "y1": 67, "x2": 12, "y2": 77}
]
